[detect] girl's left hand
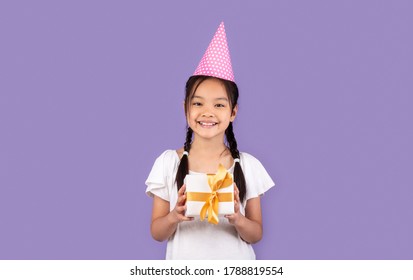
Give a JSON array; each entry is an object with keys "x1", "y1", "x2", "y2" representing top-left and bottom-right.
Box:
[{"x1": 225, "y1": 183, "x2": 243, "y2": 225}]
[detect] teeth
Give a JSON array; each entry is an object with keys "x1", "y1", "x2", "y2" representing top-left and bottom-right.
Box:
[{"x1": 199, "y1": 122, "x2": 216, "y2": 126}]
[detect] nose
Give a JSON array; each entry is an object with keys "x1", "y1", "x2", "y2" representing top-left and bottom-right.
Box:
[
  {"x1": 201, "y1": 112, "x2": 214, "y2": 117},
  {"x1": 201, "y1": 103, "x2": 215, "y2": 117}
]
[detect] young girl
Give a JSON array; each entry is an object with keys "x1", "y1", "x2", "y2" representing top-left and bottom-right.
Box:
[{"x1": 145, "y1": 22, "x2": 274, "y2": 259}]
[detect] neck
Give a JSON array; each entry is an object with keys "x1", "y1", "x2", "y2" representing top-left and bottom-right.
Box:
[{"x1": 190, "y1": 136, "x2": 227, "y2": 155}]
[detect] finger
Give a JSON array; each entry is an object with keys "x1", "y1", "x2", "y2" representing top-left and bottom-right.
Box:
[
  {"x1": 177, "y1": 193, "x2": 187, "y2": 205},
  {"x1": 234, "y1": 204, "x2": 240, "y2": 213},
  {"x1": 233, "y1": 185, "x2": 239, "y2": 196},
  {"x1": 233, "y1": 189, "x2": 240, "y2": 203},
  {"x1": 180, "y1": 216, "x2": 194, "y2": 222},
  {"x1": 178, "y1": 184, "x2": 186, "y2": 195},
  {"x1": 175, "y1": 207, "x2": 194, "y2": 221},
  {"x1": 176, "y1": 196, "x2": 184, "y2": 206},
  {"x1": 224, "y1": 214, "x2": 235, "y2": 224},
  {"x1": 175, "y1": 205, "x2": 187, "y2": 213}
]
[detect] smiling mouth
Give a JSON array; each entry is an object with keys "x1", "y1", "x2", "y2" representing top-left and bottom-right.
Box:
[{"x1": 198, "y1": 121, "x2": 217, "y2": 127}]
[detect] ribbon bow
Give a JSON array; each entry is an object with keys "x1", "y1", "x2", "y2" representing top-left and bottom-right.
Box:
[{"x1": 199, "y1": 164, "x2": 233, "y2": 224}]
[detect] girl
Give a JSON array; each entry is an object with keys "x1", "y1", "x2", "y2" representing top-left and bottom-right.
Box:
[{"x1": 145, "y1": 22, "x2": 274, "y2": 259}]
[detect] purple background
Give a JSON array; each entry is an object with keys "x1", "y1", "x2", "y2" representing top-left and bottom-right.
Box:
[{"x1": 1, "y1": 0, "x2": 412, "y2": 260}]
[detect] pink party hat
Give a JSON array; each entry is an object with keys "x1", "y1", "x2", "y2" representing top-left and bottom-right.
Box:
[{"x1": 193, "y1": 22, "x2": 235, "y2": 82}]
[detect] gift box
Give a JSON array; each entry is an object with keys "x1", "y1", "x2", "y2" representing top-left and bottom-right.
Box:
[{"x1": 184, "y1": 164, "x2": 234, "y2": 224}]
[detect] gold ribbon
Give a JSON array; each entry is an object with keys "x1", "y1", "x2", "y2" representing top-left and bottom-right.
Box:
[{"x1": 186, "y1": 164, "x2": 233, "y2": 224}]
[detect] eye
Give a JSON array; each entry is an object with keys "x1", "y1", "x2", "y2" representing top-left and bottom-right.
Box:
[
  {"x1": 215, "y1": 104, "x2": 225, "y2": 108},
  {"x1": 192, "y1": 102, "x2": 202, "y2": 106}
]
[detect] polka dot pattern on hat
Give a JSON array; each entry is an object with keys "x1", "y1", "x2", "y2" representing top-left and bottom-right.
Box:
[{"x1": 193, "y1": 22, "x2": 235, "y2": 82}]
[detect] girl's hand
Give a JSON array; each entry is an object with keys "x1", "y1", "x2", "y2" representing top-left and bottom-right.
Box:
[
  {"x1": 170, "y1": 185, "x2": 193, "y2": 223},
  {"x1": 225, "y1": 183, "x2": 243, "y2": 225}
]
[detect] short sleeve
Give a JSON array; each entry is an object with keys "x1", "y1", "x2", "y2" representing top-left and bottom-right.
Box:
[
  {"x1": 145, "y1": 150, "x2": 178, "y2": 201},
  {"x1": 240, "y1": 153, "x2": 275, "y2": 201}
]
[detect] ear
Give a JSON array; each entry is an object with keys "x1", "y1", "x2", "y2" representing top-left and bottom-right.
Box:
[{"x1": 230, "y1": 104, "x2": 238, "y2": 122}]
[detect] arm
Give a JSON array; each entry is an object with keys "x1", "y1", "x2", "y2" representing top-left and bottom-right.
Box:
[
  {"x1": 150, "y1": 185, "x2": 193, "y2": 242},
  {"x1": 225, "y1": 185, "x2": 263, "y2": 244}
]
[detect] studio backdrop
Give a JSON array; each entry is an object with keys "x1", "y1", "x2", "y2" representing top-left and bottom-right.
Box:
[{"x1": 1, "y1": 0, "x2": 412, "y2": 259}]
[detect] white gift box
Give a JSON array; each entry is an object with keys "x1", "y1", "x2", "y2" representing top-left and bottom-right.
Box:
[{"x1": 184, "y1": 173, "x2": 234, "y2": 218}]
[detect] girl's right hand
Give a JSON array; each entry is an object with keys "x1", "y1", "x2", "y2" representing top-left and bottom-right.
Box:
[{"x1": 170, "y1": 185, "x2": 193, "y2": 223}]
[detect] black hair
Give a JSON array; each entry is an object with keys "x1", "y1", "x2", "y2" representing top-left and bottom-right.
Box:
[{"x1": 175, "y1": 75, "x2": 247, "y2": 202}]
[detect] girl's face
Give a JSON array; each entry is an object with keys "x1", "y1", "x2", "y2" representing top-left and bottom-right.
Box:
[{"x1": 186, "y1": 78, "x2": 237, "y2": 142}]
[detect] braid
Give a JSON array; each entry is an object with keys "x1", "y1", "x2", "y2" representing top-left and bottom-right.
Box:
[
  {"x1": 225, "y1": 122, "x2": 246, "y2": 202},
  {"x1": 184, "y1": 127, "x2": 193, "y2": 152},
  {"x1": 176, "y1": 126, "x2": 192, "y2": 191},
  {"x1": 225, "y1": 122, "x2": 240, "y2": 158}
]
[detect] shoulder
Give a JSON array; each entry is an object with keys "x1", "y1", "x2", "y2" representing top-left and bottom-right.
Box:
[
  {"x1": 239, "y1": 152, "x2": 264, "y2": 167},
  {"x1": 175, "y1": 147, "x2": 185, "y2": 160},
  {"x1": 238, "y1": 151, "x2": 275, "y2": 199},
  {"x1": 146, "y1": 150, "x2": 180, "y2": 200},
  {"x1": 154, "y1": 149, "x2": 180, "y2": 164},
  {"x1": 238, "y1": 151, "x2": 271, "y2": 178},
  {"x1": 146, "y1": 149, "x2": 180, "y2": 184},
  {"x1": 149, "y1": 149, "x2": 180, "y2": 173}
]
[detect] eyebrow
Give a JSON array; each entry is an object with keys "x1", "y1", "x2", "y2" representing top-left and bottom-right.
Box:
[{"x1": 192, "y1": 95, "x2": 229, "y2": 102}]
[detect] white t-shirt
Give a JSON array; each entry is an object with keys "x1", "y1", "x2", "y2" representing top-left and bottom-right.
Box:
[{"x1": 145, "y1": 150, "x2": 275, "y2": 260}]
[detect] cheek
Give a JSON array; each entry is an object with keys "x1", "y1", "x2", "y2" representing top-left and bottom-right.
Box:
[
  {"x1": 186, "y1": 112, "x2": 195, "y2": 122},
  {"x1": 187, "y1": 108, "x2": 199, "y2": 119}
]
